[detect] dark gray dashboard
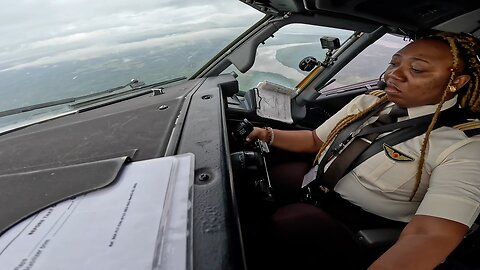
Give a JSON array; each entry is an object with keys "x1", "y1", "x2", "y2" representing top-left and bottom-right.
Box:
[{"x1": 0, "y1": 74, "x2": 245, "y2": 270}]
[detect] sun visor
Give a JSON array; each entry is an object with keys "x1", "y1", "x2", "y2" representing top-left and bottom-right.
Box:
[{"x1": 0, "y1": 155, "x2": 130, "y2": 236}]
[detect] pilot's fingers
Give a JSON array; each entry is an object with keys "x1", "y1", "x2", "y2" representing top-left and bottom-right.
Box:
[{"x1": 245, "y1": 127, "x2": 264, "y2": 142}]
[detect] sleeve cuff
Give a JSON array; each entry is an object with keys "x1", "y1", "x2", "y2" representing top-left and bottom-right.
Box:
[{"x1": 416, "y1": 194, "x2": 479, "y2": 227}]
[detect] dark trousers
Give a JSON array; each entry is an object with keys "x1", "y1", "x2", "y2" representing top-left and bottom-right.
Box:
[{"x1": 252, "y1": 161, "x2": 405, "y2": 270}]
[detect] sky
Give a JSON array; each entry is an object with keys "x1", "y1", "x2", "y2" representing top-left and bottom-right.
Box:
[
  {"x1": 0, "y1": 0, "x2": 407, "y2": 123},
  {"x1": 0, "y1": 0, "x2": 261, "y2": 72}
]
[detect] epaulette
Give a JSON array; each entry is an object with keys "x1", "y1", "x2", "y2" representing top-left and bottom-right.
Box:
[
  {"x1": 366, "y1": 90, "x2": 386, "y2": 98},
  {"x1": 453, "y1": 120, "x2": 480, "y2": 137}
]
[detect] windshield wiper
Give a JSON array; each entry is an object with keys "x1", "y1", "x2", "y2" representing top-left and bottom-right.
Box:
[{"x1": 0, "y1": 76, "x2": 187, "y2": 118}]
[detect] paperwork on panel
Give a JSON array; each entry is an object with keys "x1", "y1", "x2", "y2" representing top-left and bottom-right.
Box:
[
  {"x1": 255, "y1": 81, "x2": 294, "y2": 124},
  {"x1": 0, "y1": 154, "x2": 194, "y2": 270}
]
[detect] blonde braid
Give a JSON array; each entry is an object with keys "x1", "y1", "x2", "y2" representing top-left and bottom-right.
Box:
[
  {"x1": 465, "y1": 82, "x2": 475, "y2": 108},
  {"x1": 314, "y1": 95, "x2": 389, "y2": 163},
  {"x1": 471, "y1": 74, "x2": 480, "y2": 110},
  {"x1": 451, "y1": 34, "x2": 480, "y2": 112},
  {"x1": 409, "y1": 33, "x2": 480, "y2": 200},
  {"x1": 409, "y1": 87, "x2": 450, "y2": 201}
]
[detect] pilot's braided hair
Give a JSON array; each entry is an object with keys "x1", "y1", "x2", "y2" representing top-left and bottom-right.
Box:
[
  {"x1": 313, "y1": 32, "x2": 480, "y2": 201},
  {"x1": 409, "y1": 32, "x2": 480, "y2": 200},
  {"x1": 444, "y1": 33, "x2": 480, "y2": 112}
]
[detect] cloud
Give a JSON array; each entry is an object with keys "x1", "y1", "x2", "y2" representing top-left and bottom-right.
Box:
[
  {"x1": 2, "y1": 27, "x2": 248, "y2": 71},
  {"x1": 0, "y1": 0, "x2": 261, "y2": 71}
]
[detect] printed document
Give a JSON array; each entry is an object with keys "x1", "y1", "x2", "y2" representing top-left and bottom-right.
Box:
[
  {"x1": 255, "y1": 81, "x2": 294, "y2": 123},
  {"x1": 0, "y1": 154, "x2": 194, "y2": 270}
]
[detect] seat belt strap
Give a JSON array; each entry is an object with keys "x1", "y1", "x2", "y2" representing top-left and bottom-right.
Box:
[
  {"x1": 320, "y1": 106, "x2": 407, "y2": 189},
  {"x1": 307, "y1": 106, "x2": 461, "y2": 192},
  {"x1": 351, "y1": 107, "x2": 462, "y2": 170},
  {"x1": 314, "y1": 102, "x2": 388, "y2": 177}
]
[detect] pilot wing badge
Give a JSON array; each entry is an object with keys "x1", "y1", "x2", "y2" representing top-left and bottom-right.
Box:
[{"x1": 382, "y1": 143, "x2": 415, "y2": 162}]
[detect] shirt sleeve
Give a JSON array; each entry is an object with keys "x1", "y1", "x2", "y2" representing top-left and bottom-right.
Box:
[
  {"x1": 315, "y1": 94, "x2": 382, "y2": 141},
  {"x1": 416, "y1": 138, "x2": 480, "y2": 227}
]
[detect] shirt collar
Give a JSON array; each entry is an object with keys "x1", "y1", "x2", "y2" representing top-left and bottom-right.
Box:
[{"x1": 406, "y1": 95, "x2": 458, "y2": 119}]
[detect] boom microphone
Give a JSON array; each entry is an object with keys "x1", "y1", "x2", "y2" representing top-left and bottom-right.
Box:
[
  {"x1": 377, "y1": 80, "x2": 387, "y2": 90},
  {"x1": 377, "y1": 71, "x2": 387, "y2": 90}
]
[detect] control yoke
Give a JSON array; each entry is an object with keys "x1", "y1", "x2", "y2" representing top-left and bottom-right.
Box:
[{"x1": 231, "y1": 119, "x2": 274, "y2": 202}]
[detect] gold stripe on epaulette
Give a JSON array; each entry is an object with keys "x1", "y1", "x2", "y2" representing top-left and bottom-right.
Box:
[
  {"x1": 453, "y1": 120, "x2": 480, "y2": 131},
  {"x1": 367, "y1": 90, "x2": 386, "y2": 98}
]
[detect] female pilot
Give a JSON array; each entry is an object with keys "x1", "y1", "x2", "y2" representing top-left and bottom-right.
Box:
[{"x1": 246, "y1": 32, "x2": 480, "y2": 269}]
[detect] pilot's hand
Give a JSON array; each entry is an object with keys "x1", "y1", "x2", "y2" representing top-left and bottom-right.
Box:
[{"x1": 245, "y1": 127, "x2": 268, "y2": 143}]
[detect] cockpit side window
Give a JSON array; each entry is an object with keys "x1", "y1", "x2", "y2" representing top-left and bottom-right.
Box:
[
  {"x1": 224, "y1": 24, "x2": 353, "y2": 93},
  {"x1": 331, "y1": 34, "x2": 409, "y2": 87}
]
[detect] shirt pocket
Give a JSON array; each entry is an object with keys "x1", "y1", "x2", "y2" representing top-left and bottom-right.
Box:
[{"x1": 353, "y1": 151, "x2": 419, "y2": 193}]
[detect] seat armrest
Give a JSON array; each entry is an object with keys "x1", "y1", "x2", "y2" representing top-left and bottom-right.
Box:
[{"x1": 356, "y1": 228, "x2": 403, "y2": 248}]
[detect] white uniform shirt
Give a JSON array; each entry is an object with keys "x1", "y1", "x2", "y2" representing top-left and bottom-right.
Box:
[{"x1": 315, "y1": 94, "x2": 480, "y2": 227}]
